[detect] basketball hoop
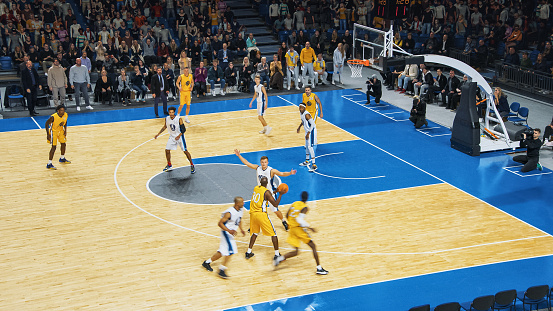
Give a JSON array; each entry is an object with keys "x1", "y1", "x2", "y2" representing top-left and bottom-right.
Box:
[{"x1": 347, "y1": 59, "x2": 371, "y2": 78}]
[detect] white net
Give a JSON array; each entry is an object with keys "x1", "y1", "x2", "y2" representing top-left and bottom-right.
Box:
[{"x1": 347, "y1": 62, "x2": 364, "y2": 78}]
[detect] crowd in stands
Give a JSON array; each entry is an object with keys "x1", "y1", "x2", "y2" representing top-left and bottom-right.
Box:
[{"x1": 3, "y1": 0, "x2": 553, "y2": 114}]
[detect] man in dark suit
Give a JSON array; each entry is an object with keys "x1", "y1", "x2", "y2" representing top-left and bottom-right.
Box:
[
  {"x1": 409, "y1": 97, "x2": 428, "y2": 129},
  {"x1": 428, "y1": 68, "x2": 447, "y2": 103},
  {"x1": 151, "y1": 66, "x2": 170, "y2": 117},
  {"x1": 366, "y1": 75, "x2": 382, "y2": 105},
  {"x1": 442, "y1": 69, "x2": 460, "y2": 109},
  {"x1": 217, "y1": 43, "x2": 234, "y2": 71},
  {"x1": 437, "y1": 34, "x2": 453, "y2": 56},
  {"x1": 21, "y1": 60, "x2": 42, "y2": 116}
]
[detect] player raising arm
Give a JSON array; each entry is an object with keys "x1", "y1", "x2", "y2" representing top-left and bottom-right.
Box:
[
  {"x1": 202, "y1": 197, "x2": 245, "y2": 279},
  {"x1": 273, "y1": 191, "x2": 328, "y2": 275},
  {"x1": 249, "y1": 75, "x2": 272, "y2": 135},
  {"x1": 234, "y1": 149, "x2": 296, "y2": 230}
]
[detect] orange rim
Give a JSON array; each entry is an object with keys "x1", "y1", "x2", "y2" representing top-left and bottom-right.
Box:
[{"x1": 347, "y1": 59, "x2": 371, "y2": 66}]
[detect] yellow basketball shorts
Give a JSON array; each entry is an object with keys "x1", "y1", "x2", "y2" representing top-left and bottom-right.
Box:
[
  {"x1": 49, "y1": 130, "x2": 66, "y2": 146},
  {"x1": 249, "y1": 212, "x2": 277, "y2": 237},
  {"x1": 287, "y1": 227, "x2": 311, "y2": 248},
  {"x1": 180, "y1": 91, "x2": 191, "y2": 106}
]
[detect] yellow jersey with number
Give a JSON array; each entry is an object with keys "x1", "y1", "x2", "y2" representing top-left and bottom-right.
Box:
[
  {"x1": 179, "y1": 74, "x2": 193, "y2": 92},
  {"x1": 50, "y1": 112, "x2": 68, "y2": 132},
  {"x1": 287, "y1": 201, "x2": 307, "y2": 229},
  {"x1": 302, "y1": 93, "x2": 318, "y2": 120},
  {"x1": 250, "y1": 185, "x2": 269, "y2": 214}
]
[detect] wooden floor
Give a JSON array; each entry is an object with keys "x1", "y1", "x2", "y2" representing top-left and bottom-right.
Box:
[{"x1": 1, "y1": 105, "x2": 552, "y2": 310}]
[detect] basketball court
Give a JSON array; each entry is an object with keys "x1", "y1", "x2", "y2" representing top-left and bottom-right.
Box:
[{"x1": 1, "y1": 89, "x2": 552, "y2": 310}]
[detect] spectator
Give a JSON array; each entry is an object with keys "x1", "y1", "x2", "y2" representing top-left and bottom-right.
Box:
[
  {"x1": 131, "y1": 65, "x2": 148, "y2": 103},
  {"x1": 504, "y1": 47, "x2": 520, "y2": 66},
  {"x1": 21, "y1": 60, "x2": 42, "y2": 116},
  {"x1": 421, "y1": 7, "x2": 433, "y2": 34},
  {"x1": 194, "y1": 61, "x2": 208, "y2": 97},
  {"x1": 456, "y1": 15, "x2": 468, "y2": 36},
  {"x1": 256, "y1": 56, "x2": 270, "y2": 87},
  {"x1": 410, "y1": 97, "x2": 428, "y2": 128},
  {"x1": 300, "y1": 41, "x2": 316, "y2": 88},
  {"x1": 293, "y1": 5, "x2": 305, "y2": 30},
  {"x1": 80, "y1": 51, "x2": 92, "y2": 73},
  {"x1": 543, "y1": 117, "x2": 553, "y2": 145},
  {"x1": 269, "y1": 0, "x2": 280, "y2": 24},
  {"x1": 279, "y1": 0, "x2": 289, "y2": 18},
  {"x1": 218, "y1": 43, "x2": 233, "y2": 70},
  {"x1": 151, "y1": 66, "x2": 170, "y2": 117},
  {"x1": 397, "y1": 63, "x2": 418, "y2": 93},
  {"x1": 285, "y1": 45, "x2": 300, "y2": 90},
  {"x1": 414, "y1": 67, "x2": 433, "y2": 96},
  {"x1": 437, "y1": 34, "x2": 453, "y2": 56},
  {"x1": 443, "y1": 70, "x2": 460, "y2": 110},
  {"x1": 235, "y1": 33, "x2": 248, "y2": 57},
  {"x1": 505, "y1": 25, "x2": 523, "y2": 50},
  {"x1": 470, "y1": 7, "x2": 484, "y2": 35},
  {"x1": 158, "y1": 24, "x2": 172, "y2": 45},
  {"x1": 411, "y1": 16, "x2": 423, "y2": 34},
  {"x1": 357, "y1": 2, "x2": 368, "y2": 26},
  {"x1": 130, "y1": 40, "x2": 144, "y2": 65},
  {"x1": 520, "y1": 52, "x2": 533, "y2": 69},
  {"x1": 95, "y1": 41, "x2": 107, "y2": 71},
  {"x1": 118, "y1": 69, "x2": 132, "y2": 106},
  {"x1": 178, "y1": 51, "x2": 191, "y2": 75},
  {"x1": 208, "y1": 59, "x2": 226, "y2": 96},
  {"x1": 284, "y1": 13, "x2": 293, "y2": 31},
  {"x1": 269, "y1": 54, "x2": 284, "y2": 90},
  {"x1": 310, "y1": 30, "x2": 325, "y2": 55},
  {"x1": 338, "y1": 3, "x2": 347, "y2": 30},
  {"x1": 157, "y1": 42, "x2": 170, "y2": 64},
  {"x1": 69, "y1": 58, "x2": 92, "y2": 111},
  {"x1": 96, "y1": 69, "x2": 113, "y2": 106},
  {"x1": 403, "y1": 33, "x2": 415, "y2": 54},
  {"x1": 190, "y1": 40, "x2": 202, "y2": 64},
  {"x1": 239, "y1": 56, "x2": 254, "y2": 92},
  {"x1": 313, "y1": 53, "x2": 327, "y2": 85},
  {"x1": 163, "y1": 62, "x2": 177, "y2": 101},
  {"x1": 332, "y1": 43, "x2": 345, "y2": 85},
  {"x1": 493, "y1": 87, "x2": 510, "y2": 119},
  {"x1": 246, "y1": 33, "x2": 259, "y2": 54},
  {"x1": 143, "y1": 38, "x2": 158, "y2": 66},
  {"x1": 463, "y1": 36, "x2": 476, "y2": 54},
  {"x1": 533, "y1": 53, "x2": 549, "y2": 73},
  {"x1": 47, "y1": 58, "x2": 68, "y2": 106},
  {"x1": 421, "y1": 32, "x2": 439, "y2": 54},
  {"x1": 40, "y1": 43, "x2": 55, "y2": 73},
  {"x1": 224, "y1": 62, "x2": 238, "y2": 92},
  {"x1": 288, "y1": 31, "x2": 299, "y2": 51},
  {"x1": 428, "y1": 68, "x2": 447, "y2": 102},
  {"x1": 251, "y1": 50, "x2": 262, "y2": 68}
]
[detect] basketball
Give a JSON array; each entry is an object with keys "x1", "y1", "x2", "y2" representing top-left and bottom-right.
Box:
[{"x1": 277, "y1": 183, "x2": 289, "y2": 194}]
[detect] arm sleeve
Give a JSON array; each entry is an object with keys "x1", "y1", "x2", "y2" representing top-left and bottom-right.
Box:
[{"x1": 296, "y1": 213, "x2": 310, "y2": 227}]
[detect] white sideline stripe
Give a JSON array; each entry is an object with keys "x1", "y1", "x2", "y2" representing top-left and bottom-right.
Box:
[
  {"x1": 341, "y1": 95, "x2": 404, "y2": 122},
  {"x1": 227, "y1": 252, "x2": 553, "y2": 310},
  {"x1": 314, "y1": 152, "x2": 343, "y2": 159},
  {"x1": 502, "y1": 166, "x2": 552, "y2": 177},
  {"x1": 31, "y1": 117, "x2": 41, "y2": 129},
  {"x1": 281, "y1": 93, "x2": 552, "y2": 238},
  {"x1": 313, "y1": 171, "x2": 385, "y2": 180},
  {"x1": 382, "y1": 111, "x2": 406, "y2": 115}
]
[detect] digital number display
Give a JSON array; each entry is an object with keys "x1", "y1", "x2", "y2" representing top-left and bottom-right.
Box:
[{"x1": 375, "y1": 0, "x2": 409, "y2": 19}]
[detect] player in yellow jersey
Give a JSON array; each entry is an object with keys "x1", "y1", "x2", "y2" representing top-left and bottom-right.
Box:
[
  {"x1": 245, "y1": 176, "x2": 286, "y2": 260},
  {"x1": 176, "y1": 67, "x2": 194, "y2": 124},
  {"x1": 44, "y1": 105, "x2": 71, "y2": 170},
  {"x1": 302, "y1": 86, "x2": 323, "y2": 123},
  {"x1": 273, "y1": 191, "x2": 328, "y2": 275}
]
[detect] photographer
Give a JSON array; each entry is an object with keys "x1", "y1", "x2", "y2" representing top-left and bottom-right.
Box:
[
  {"x1": 365, "y1": 74, "x2": 382, "y2": 105},
  {"x1": 513, "y1": 129, "x2": 543, "y2": 172},
  {"x1": 409, "y1": 96, "x2": 428, "y2": 129}
]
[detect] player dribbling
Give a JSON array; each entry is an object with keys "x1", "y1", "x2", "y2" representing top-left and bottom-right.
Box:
[
  {"x1": 273, "y1": 191, "x2": 328, "y2": 275},
  {"x1": 202, "y1": 197, "x2": 245, "y2": 279},
  {"x1": 154, "y1": 106, "x2": 195, "y2": 173}
]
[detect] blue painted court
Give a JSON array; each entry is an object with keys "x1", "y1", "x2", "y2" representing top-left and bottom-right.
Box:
[{"x1": 2, "y1": 89, "x2": 552, "y2": 310}]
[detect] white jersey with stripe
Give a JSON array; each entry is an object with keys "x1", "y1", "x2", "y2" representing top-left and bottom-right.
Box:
[
  {"x1": 222, "y1": 206, "x2": 243, "y2": 231},
  {"x1": 301, "y1": 110, "x2": 315, "y2": 134},
  {"x1": 256, "y1": 165, "x2": 280, "y2": 192},
  {"x1": 166, "y1": 114, "x2": 181, "y2": 138},
  {"x1": 254, "y1": 84, "x2": 265, "y2": 105}
]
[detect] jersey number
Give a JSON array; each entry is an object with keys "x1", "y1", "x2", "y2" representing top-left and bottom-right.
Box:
[
  {"x1": 170, "y1": 124, "x2": 176, "y2": 131},
  {"x1": 289, "y1": 209, "x2": 301, "y2": 219},
  {"x1": 252, "y1": 193, "x2": 261, "y2": 203}
]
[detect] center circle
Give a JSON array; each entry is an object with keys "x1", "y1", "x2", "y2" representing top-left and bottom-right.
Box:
[{"x1": 146, "y1": 163, "x2": 257, "y2": 205}]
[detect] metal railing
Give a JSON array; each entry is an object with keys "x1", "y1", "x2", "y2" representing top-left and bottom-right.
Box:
[
  {"x1": 495, "y1": 63, "x2": 553, "y2": 96},
  {"x1": 448, "y1": 48, "x2": 471, "y2": 65}
]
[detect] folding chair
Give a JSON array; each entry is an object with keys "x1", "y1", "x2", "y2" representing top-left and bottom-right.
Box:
[
  {"x1": 516, "y1": 285, "x2": 549, "y2": 311},
  {"x1": 435, "y1": 302, "x2": 461, "y2": 311},
  {"x1": 508, "y1": 106, "x2": 528, "y2": 125},
  {"x1": 506, "y1": 102, "x2": 520, "y2": 117},
  {"x1": 409, "y1": 304, "x2": 431, "y2": 311},
  {"x1": 461, "y1": 295, "x2": 494, "y2": 311},
  {"x1": 492, "y1": 289, "x2": 516, "y2": 311}
]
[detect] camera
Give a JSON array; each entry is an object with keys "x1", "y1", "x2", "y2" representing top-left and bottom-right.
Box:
[{"x1": 523, "y1": 127, "x2": 534, "y2": 138}]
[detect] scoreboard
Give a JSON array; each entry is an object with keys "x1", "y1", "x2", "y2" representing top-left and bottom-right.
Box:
[{"x1": 375, "y1": 0, "x2": 410, "y2": 20}]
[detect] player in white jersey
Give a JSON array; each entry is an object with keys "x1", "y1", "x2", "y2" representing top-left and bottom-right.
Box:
[
  {"x1": 297, "y1": 103, "x2": 318, "y2": 172},
  {"x1": 234, "y1": 149, "x2": 296, "y2": 231},
  {"x1": 249, "y1": 75, "x2": 272, "y2": 135},
  {"x1": 154, "y1": 106, "x2": 195, "y2": 173},
  {"x1": 202, "y1": 197, "x2": 245, "y2": 279}
]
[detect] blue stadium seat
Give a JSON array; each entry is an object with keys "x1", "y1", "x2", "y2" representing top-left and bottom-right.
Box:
[
  {"x1": 508, "y1": 106, "x2": 528, "y2": 125},
  {"x1": 507, "y1": 102, "x2": 520, "y2": 117}
]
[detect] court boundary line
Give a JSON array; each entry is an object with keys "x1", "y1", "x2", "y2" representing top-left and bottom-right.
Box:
[
  {"x1": 342, "y1": 94, "x2": 410, "y2": 122},
  {"x1": 277, "y1": 94, "x2": 552, "y2": 238},
  {"x1": 31, "y1": 117, "x2": 41, "y2": 129},
  {"x1": 502, "y1": 165, "x2": 552, "y2": 177},
  {"x1": 225, "y1": 252, "x2": 553, "y2": 311}
]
